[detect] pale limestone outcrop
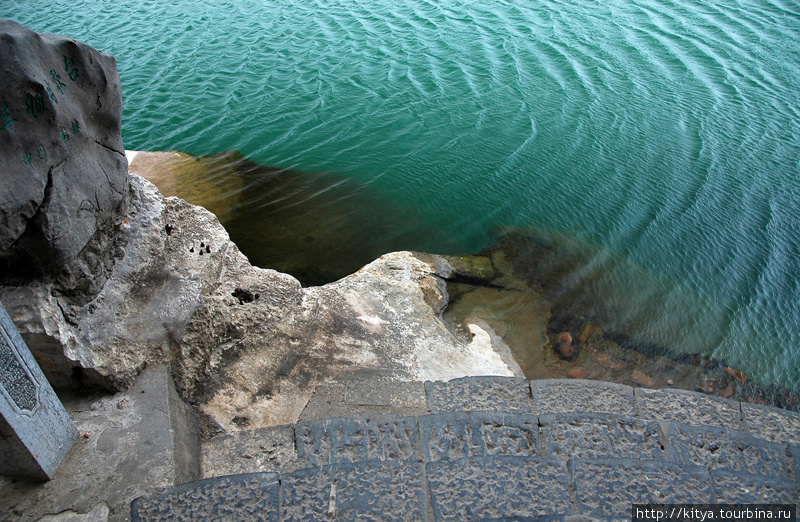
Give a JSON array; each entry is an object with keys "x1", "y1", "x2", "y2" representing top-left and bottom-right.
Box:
[{"x1": 2, "y1": 173, "x2": 520, "y2": 430}]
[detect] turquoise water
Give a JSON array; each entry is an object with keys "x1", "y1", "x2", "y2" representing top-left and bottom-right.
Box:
[{"x1": 4, "y1": 0, "x2": 799, "y2": 392}]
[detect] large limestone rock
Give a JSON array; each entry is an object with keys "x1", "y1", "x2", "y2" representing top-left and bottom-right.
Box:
[
  {"x1": 0, "y1": 20, "x2": 129, "y2": 280},
  {"x1": 1, "y1": 173, "x2": 521, "y2": 427}
]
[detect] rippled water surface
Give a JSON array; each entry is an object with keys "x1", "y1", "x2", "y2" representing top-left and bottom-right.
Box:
[{"x1": 6, "y1": 0, "x2": 800, "y2": 392}]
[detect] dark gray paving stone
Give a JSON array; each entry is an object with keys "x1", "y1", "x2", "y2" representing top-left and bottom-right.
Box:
[
  {"x1": 427, "y1": 456, "x2": 572, "y2": 520},
  {"x1": 665, "y1": 421, "x2": 790, "y2": 478},
  {"x1": 281, "y1": 461, "x2": 427, "y2": 521},
  {"x1": 299, "y1": 381, "x2": 429, "y2": 421},
  {"x1": 635, "y1": 388, "x2": 741, "y2": 429},
  {"x1": 419, "y1": 411, "x2": 538, "y2": 462},
  {"x1": 540, "y1": 413, "x2": 662, "y2": 461},
  {"x1": 201, "y1": 424, "x2": 295, "y2": 477},
  {"x1": 131, "y1": 472, "x2": 279, "y2": 521},
  {"x1": 426, "y1": 376, "x2": 533, "y2": 414},
  {"x1": 711, "y1": 470, "x2": 800, "y2": 504},
  {"x1": 293, "y1": 414, "x2": 421, "y2": 471},
  {"x1": 741, "y1": 402, "x2": 800, "y2": 445},
  {"x1": 571, "y1": 458, "x2": 712, "y2": 517},
  {"x1": 293, "y1": 417, "x2": 333, "y2": 470},
  {"x1": 531, "y1": 380, "x2": 635, "y2": 416}
]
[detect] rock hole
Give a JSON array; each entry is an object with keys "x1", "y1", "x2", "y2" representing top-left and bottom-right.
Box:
[{"x1": 232, "y1": 416, "x2": 251, "y2": 428}]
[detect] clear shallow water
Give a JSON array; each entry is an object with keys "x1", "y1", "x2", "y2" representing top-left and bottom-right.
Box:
[{"x1": 5, "y1": 0, "x2": 800, "y2": 392}]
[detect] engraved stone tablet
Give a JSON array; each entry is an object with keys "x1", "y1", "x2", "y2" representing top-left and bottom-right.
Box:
[{"x1": 0, "y1": 302, "x2": 76, "y2": 480}]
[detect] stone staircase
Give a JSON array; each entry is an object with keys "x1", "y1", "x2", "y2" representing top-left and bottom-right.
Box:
[{"x1": 131, "y1": 377, "x2": 800, "y2": 520}]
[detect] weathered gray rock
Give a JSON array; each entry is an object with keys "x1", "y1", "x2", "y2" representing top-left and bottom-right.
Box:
[
  {"x1": 0, "y1": 176, "x2": 199, "y2": 391},
  {"x1": 298, "y1": 380, "x2": 429, "y2": 421},
  {"x1": 790, "y1": 445, "x2": 800, "y2": 482},
  {"x1": 0, "y1": 20, "x2": 129, "y2": 277},
  {"x1": 293, "y1": 414, "x2": 422, "y2": 471},
  {"x1": 2, "y1": 172, "x2": 518, "y2": 426},
  {"x1": 711, "y1": 470, "x2": 800, "y2": 504},
  {"x1": 201, "y1": 424, "x2": 296, "y2": 478},
  {"x1": 741, "y1": 401, "x2": 800, "y2": 445}
]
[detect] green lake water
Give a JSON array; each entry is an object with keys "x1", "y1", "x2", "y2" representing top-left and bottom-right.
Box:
[{"x1": 4, "y1": 0, "x2": 799, "y2": 392}]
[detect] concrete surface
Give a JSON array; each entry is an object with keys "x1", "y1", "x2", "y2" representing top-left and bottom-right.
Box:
[{"x1": 0, "y1": 366, "x2": 199, "y2": 522}]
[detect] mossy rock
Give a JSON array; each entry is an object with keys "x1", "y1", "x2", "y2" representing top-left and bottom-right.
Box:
[{"x1": 442, "y1": 254, "x2": 497, "y2": 284}]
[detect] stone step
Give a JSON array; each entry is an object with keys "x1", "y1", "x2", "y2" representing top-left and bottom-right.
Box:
[
  {"x1": 203, "y1": 377, "x2": 800, "y2": 477},
  {"x1": 132, "y1": 455, "x2": 800, "y2": 520},
  {"x1": 203, "y1": 408, "x2": 798, "y2": 478},
  {"x1": 159, "y1": 376, "x2": 800, "y2": 520},
  {"x1": 298, "y1": 380, "x2": 430, "y2": 422}
]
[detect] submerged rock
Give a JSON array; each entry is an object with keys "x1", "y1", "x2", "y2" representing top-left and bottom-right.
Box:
[
  {"x1": 127, "y1": 150, "x2": 462, "y2": 287},
  {"x1": 631, "y1": 370, "x2": 656, "y2": 388},
  {"x1": 567, "y1": 367, "x2": 589, "y2": 379},
  {"x1": 553, "y1": 332, "x2": 577, "y2": 361},
  {"x1": 724, "y1": 366, "x2": 749, "y2": 383}
]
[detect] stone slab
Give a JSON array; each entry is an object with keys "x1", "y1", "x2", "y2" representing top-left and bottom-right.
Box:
[
  {"x1": 281, "y1": 461, "x2": 427, "y2": 521},
  {"x1": 635, "y1": 388, "x2": 741, "y2": 429},
  {"x1": 0, "y1": 366, "x2": 199, "y2": 521},
  {"x1": 298, "y1": 381, "x2": 429, "y2": 421},
  {"x1": 665, "y1": 421, "x2": 790, "y2": 478},
  {"x1": 201, "y1": 424, "x2": 295, "y2": 478},
  {"x1": 0, "y1": 303, "x2": 76, "y2": 480},
  {"x1": 531, "y1": 379, "x2": 635, "y2": 416},
  {"x1": 540, "y1": 413, "x2": 662, "y2": 461},
  {"x1": 419, "y1": 411, "x2": 538, "y2": 462},
  {"x1": 293, "y1": 414, "x2": 422, "y2": 472},
  {"x1": 426, "y1": 456, "x2": 572, "y2": 519},
  {"x1": 570, "y1": 458, "x2": 712, "y2": 516},
  {"x1": 711, "y1": 470, "x2": 800, "y2": 504},
  {"x1": 741, "y1": 401, "x2": 800, "y2": 445},
  {"x1": 425, "y1": 376, "x2": 532, "y2": 414},
  {"x1": 131, "y1": 472, "x2": 278, "y2": 521}
]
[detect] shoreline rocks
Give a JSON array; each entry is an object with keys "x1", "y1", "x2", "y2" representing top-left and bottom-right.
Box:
[
  {"x1": 2, "y1": 171, "x2": 523, "y2": 430},
  {"x1": 0, "y1": 23, "x2": 519, "y2": 435}
]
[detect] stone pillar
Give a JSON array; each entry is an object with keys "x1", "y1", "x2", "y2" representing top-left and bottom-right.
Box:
[{"x1": 0, "y1": 301, "x2": 76, "y2": 480}]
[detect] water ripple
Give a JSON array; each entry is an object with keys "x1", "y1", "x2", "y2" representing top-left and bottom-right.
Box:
[{"x1": 7, "y1": 0, "x2": 800, "y2": 391}]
